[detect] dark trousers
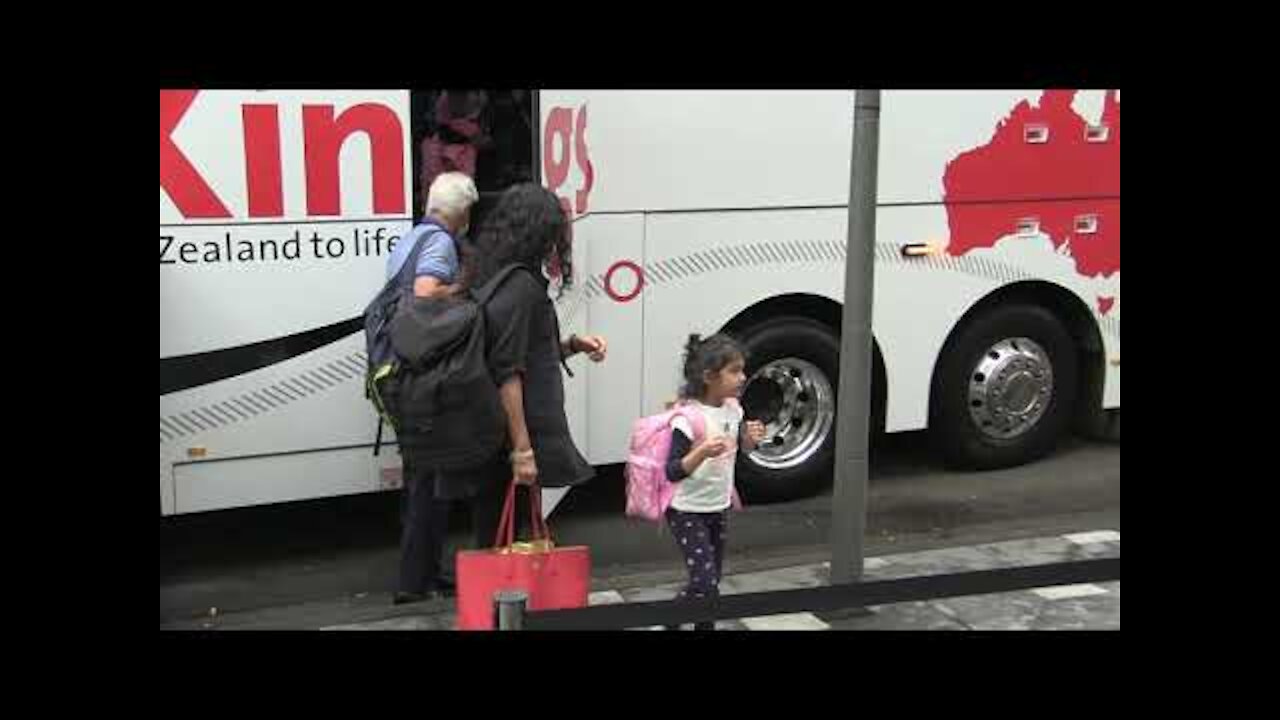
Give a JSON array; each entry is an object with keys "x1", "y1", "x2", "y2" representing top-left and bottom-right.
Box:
[
  {"x1": 430, "y1": 455, "x2": 535, "y2": 553},
  {"x1": 398, "y1": 457, "x2": 452, "y2": 595},
  {"x1": 666, "y1": 508, "x2": 728, "y2": 631},
  {"x1": 470, "y1": 476, "x2": 537, "y2": 551},
  {"x1": 666, "y1": 508, "x2": 728, "y2": 599}
]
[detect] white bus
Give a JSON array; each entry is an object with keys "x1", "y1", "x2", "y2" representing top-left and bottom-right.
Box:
[{"x1": 160, "y1": 89, "x2": 1119, "y2": 516}]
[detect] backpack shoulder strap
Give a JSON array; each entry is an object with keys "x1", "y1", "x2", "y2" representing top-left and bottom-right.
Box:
[
  {"x1": 374, "y1": 223, "x2": 443, "y2": 299},
  {"x1": 394, "y1": 223, "x2": 444, "y2": 289},
  {"x1": 473, "y1": 263, "x2": 534, "y2": 306},
  {"x1": 670, "y1": 403, "x2": 706, "y2": 443}
]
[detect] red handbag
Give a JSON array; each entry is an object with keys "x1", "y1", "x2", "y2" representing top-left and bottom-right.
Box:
[{"x1": 454, "y1": 482, "x2": 591, "y2": 630}]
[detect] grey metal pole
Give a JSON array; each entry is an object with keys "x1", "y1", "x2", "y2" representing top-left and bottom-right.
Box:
[
  {"x1": 494, "y1": 589, "x2": 528, "y2": 630},
  {"x1": 829, "y1": 90, "x2": 882, "y2": 585}
]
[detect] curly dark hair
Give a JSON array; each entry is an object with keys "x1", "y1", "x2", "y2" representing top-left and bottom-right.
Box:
[
  {"x1": 680, "y1": 333, "x2": 748, "y2": 400},
  {"x1": 462, "y1": 183, "x2": 573, "y2": 298}
]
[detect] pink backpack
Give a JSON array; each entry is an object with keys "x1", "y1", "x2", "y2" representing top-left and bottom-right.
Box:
[{"x1": 624, "y1": 400, "x2": 744, "y2": 522}]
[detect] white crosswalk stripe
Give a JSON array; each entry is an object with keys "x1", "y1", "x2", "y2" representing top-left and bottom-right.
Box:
[
  {"x1": 822, "y1": 558, "x2": 889, "y2": 571},
  {"x1": 1063, "y1": 530, "x2": 1120, "y2": 545},
  {"x1": 740, "y1": 613, "x2": 830, "y2": 631},
  {"x1": 589, "y1": 590, "x2": 626, "y2": 605},
  {"x1": 1033, "y1": 583, "x2": 1110, "y2": 601}
]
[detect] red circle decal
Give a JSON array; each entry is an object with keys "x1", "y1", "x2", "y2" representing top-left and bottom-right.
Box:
[{"x1": 604, "y1": 260, "x2": 645, "y2": 303}]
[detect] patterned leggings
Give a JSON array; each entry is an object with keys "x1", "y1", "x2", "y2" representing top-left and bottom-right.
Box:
[{"x1": 665, "y1": 508, "x2": 728, "y2": 600}]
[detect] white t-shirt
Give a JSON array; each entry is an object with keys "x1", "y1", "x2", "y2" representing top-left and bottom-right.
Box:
[{"x1": 669, "y1": 400, "x2": 744, "y2": 513}]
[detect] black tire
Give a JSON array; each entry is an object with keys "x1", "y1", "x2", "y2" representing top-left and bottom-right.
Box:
[
  {"x1": 734, "y1": 317, "x2": 840, "y2": 503},
  {"x1": 1078, "y1": 408, "x2": 1120, "y2": 442},
  {"x1": 930, "y1": 304, "x2": 1078, "y2": 470}
]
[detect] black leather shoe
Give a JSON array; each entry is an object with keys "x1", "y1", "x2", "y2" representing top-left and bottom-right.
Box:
[
  {"x1": 433, "y1": 575, "x2": 457, "y2": 597},
  {"x1": 393, "y1": 591, "x2": 430, "y2": 606}
]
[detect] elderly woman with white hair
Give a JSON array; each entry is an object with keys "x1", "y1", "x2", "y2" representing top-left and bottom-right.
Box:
[
  {"x1": 387, "y1": 172, "x2": 479, "y2": 299},
  {"x1": 385, "y1": 171, "x2": 479, "y2": 604}
]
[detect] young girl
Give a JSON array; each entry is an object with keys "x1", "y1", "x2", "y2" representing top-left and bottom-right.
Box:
[{"x1": 665, "y1": 333, "x2": 767, "y2": 630}]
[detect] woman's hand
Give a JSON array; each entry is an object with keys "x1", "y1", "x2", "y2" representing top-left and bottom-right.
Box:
[
  {"x1": 512, "y1": 449, "x2": 538, "y2": 486},
  {"x1": 571, "y1": 334, "x2": 609, "y2": 362}
]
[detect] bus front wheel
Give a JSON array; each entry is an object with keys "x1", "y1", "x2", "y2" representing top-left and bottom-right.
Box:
[
  {"x1": 930, "y1": 304, "x2": 1079, "y2": 470},
  {"x1": 735, "y1": 317, "x2": 840, "y2": 503}
]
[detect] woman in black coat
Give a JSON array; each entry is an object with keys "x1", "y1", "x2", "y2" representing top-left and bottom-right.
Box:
[{"x1": 439, "y1": 183, "x2": 608, "y2": 549}]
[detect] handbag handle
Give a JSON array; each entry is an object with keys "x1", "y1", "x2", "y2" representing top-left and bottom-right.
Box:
[{"x1": 493, "y1": 481, "x2": 552, "y2": 549}]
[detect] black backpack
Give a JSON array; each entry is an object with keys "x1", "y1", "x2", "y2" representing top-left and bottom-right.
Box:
[
  {"x1": 385, "y1": 264, "x2": 532, "y2": 469},
  {"x1": 362, "y1": 223, "x2": 444, "y2": 451}
]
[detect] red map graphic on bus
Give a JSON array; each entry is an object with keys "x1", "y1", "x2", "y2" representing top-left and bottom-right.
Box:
[{"x1": 942, "y1": 90, "x2": 1120, "y2": 313}]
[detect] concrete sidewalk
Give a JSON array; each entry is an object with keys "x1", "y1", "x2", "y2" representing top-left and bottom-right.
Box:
[{"x1": 305, "y1": 530, "x2": 1120, "y2": 631}]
